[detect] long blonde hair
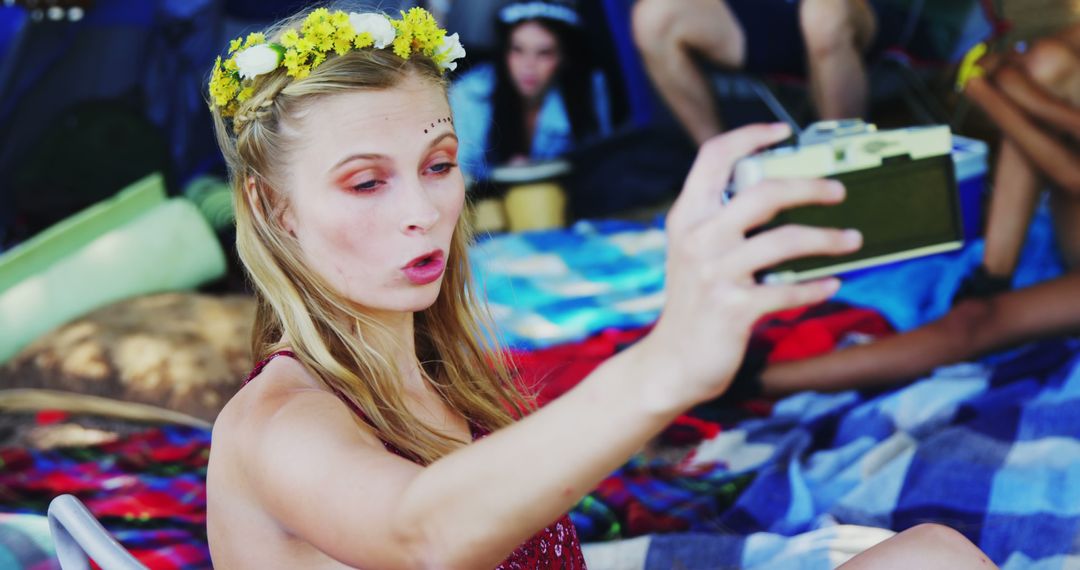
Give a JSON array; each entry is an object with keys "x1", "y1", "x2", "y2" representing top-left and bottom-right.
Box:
[{"x1": 210, "y1": 7, "x2": 531, "y2": 464}]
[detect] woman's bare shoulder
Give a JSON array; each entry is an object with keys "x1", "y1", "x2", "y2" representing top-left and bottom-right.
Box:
[{"x1": 212, "y1": 356, "x2": 383, "y2": 464}]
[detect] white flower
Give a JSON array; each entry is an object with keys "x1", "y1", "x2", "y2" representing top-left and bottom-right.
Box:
[
  {"x1": 349, "y1": 12, "x2": 396, "y2": 49},
  {"x1": 436, "y1": 33, "x2": 466, "y2": 71},
  {"x1": 234, "y1": 44, "x2": 281, "y2": 80}
]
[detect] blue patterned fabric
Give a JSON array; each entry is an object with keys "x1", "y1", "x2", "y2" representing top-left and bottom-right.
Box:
[
  {"x1": 472, "y1": 202, "x2": 1062, "y2": 350},
  {"x1": 472, "y1": 218, "x2": 666, "y2": 350},
  {"x1": 632, "y1": 339, "x2": 1080, "y2": 569}
]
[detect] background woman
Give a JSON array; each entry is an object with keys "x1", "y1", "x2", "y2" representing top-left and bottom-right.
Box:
[{"x1": 449, "y1": 0, "x2": 614, "y2": 182}]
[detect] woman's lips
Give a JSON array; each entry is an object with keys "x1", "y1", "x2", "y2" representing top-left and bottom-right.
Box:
[{"x1": 402, "y1": 250, "x2": 446, "y2": 285}]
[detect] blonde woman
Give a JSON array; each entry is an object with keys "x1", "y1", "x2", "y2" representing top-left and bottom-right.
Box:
[{"x1": 204, "y1": 5, "x2": 999, "y2": 569}]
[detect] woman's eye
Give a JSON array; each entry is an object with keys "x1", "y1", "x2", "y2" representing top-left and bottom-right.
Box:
[
  {"x1": 428, "y1": 162, "x2": 457, "y2": 175},
  {"x1": 351, "y1": 179, "x2": 382, "y2": 192}
]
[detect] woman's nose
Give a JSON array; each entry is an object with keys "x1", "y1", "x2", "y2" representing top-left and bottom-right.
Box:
[{"x1": 400, "y1": 184, "x2": 440, "y2": 234}]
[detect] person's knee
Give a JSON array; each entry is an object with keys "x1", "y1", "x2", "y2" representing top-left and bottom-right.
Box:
[
  {"x1": 631, "y1": 0, "x2": 680, "y2": 54},
  {"x1": 1022, "y1": 38, "x2": 1076, "y2": 90},
  {"x1": 901, "y1": 524, "x2": 987, "y2": 559},
  {"x1": 800, "y1": 0, "x2": 857, "y2": 56}
]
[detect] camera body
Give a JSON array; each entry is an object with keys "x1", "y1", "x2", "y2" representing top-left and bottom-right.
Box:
[{"x1": 732, "y1": 120, "x2": 964, "y2": 284}]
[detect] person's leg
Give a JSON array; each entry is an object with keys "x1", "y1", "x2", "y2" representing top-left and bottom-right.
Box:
[
  {"x1": 1050, "y1": 191, "x2": 1080, "y2": 271},
  {"x1": 980, "y1": 139, "x2": 1042, "y2": 278},
  {"x1": 799, "y1": 0, "x2": 877, "y2": 120},
  {"x1": 631, "y1": 0, "x2": 744, "y2": 144},
  {"x1": 1023, "y1": 36, "x2": 1080, "y2": 105},
  {"x1": 759, "y1": 273, "x2": 1080, "y2": 396},
  {"x1": 839, "y1": 524, "x2": 997, "y2": 570},
  {"x1": 963, "y1": 32, "x2": 1080, "y2": 292}
]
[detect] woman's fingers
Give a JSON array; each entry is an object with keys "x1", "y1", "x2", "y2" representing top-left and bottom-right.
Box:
[
  {"x1": 720, "y1": 178, "x2": 846, "y2": 234},
  {"x1": 744, "y1": 278, "x2": 842, "y2": 316},
  {"x1": 717, "y1": 224, "x2": 863, "y2": 279},
  {"x1": 669, "y1": 123, "x2": 793, "y2": 231}
]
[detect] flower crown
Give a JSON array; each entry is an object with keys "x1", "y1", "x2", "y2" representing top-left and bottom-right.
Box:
[{"x1": 209, "y1": 7, "x2": 466, "y2": 119}]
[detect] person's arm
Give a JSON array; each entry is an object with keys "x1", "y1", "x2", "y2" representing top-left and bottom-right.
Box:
[
  {"x1": 992, "y1": 64, "x2": 1080, "y2": 136},
  {"x1": 760, "y1": 273, "x2": 1080, "y2": 396},
  {"x1": 966, "y1": 75, "x2": 1080, "y2": 194},
  {"x1": 247, "y1": 124, "x2": 862, "y2": 569}
]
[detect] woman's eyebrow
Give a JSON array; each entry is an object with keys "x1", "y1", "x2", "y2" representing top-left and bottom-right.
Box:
[
  {"x1": 328, "y1": 131, "x2": 457, "y2": 174},
  {"x1": 329, "y1": 153, "x2": 385, "y2": 173}
]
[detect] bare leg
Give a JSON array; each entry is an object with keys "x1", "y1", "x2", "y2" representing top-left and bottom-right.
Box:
[
  {"x1": 1050, "y1": 192, "x2": 1080, "y2": 270},
  {"x1": 972, "y1": 30, "x2": 1080, "y2": 278},
  {"x1": 1022, "y1": 36, "x2": 1080, "y2": 107},
  {"x1": 760, "y1": 273, "x2": 1080, "y2": 396},
  {"x1": 981, "y1": 139, "x2": 1041, "y2": 277},
  {"x1": 839, "y1": 524, "x2": 997, "y2": 570},
  {"x1": 799, "y1": 0, "x2": 877, "y2": 120},
  {"x1": 631, "y1": 0, "x2": 745, "y2": 144}
]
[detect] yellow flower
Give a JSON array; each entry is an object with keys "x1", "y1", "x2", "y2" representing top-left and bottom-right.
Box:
[
  {"x1": 228, "y1": 37, "x2": 243, "y2": 54},
  {"x1": 301, "y1": 8, "x2": 330, "y2": 36},
  {"x1": 283, "y1": 49, "x2": 308, "y2": 78},
  {"x1": 333, "y1": 27, "x2": 356, "y2": 55},
  {"x1": 223, "y1": 57, "x2": 238, "y2": 73},
  {"x1": 237, "y1": 86, "x2": 255, "y2": 103},
  {"x1": 281, "y1": 29, "x2": 300, "y2": 49},
  {"x1": 330, "y1": 11, "x2": 350, "y2": 28},
  {"x1": 208, "y1": 56, "x2": 241, "y2": 110},
  {"x1": 354, "y1": 31, "x2": 374, "y2": 49},
  {"x1": 296, "y1": 36, "x2": 315, "y2": 55},
  {"x1": 244, "y1": 32, "x2": 266, "y2": 48},
  {"x1": 396, "y1": 7, "x2": 444, "y2": 56},
  {"x1": 392, "y1": 35, "x2": 411, "y2": 59}
]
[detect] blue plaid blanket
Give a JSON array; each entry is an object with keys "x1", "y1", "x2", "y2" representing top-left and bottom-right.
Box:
[
  {"x1": 472, "y1": 219, "x2": 668, "y2": 350},
  {"x1": 583, "y1": 339, "x2": 1080, "y2": 569},
  {"x1": 473, "y1": 205, "x2": 1064, "y2": 350}
]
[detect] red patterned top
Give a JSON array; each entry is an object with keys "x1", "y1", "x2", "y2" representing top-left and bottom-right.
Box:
[{"x1": 245, "y1": 351, "x2": 587, "y2": 569}]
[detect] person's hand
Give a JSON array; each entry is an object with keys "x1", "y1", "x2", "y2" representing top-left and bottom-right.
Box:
[{"x1": 638, "y1": 124, "x2": 863, "y2": 410}]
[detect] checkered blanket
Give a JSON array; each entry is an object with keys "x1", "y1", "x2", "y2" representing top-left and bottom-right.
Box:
[
  {"x1": 617, "y1": 338, "x2": 1080, "y2": 569},
  {"x1": 4, "y1": 346, "x2": 1079, "y2": 569},
  {"x1": 472, "y1": 219, "x2": 668, "y2": 350},
  {"x1": 473, "y1": 207, "x2": 1064, "y2": 347}
]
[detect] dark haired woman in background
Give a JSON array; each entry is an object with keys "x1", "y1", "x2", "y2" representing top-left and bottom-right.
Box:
[{"x1": 450, "y1": 0, "x2": 613, "y2": 183}]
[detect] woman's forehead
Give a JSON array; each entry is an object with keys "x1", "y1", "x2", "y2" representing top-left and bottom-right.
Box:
[
  {"x1": 285, "y1": 79, "x2": 455, "y2": 173},
  {"x1": 296, "y1": 79, "x2": 451, "y2": 142}
]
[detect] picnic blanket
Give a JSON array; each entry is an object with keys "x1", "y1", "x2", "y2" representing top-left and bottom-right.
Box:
[
  {"x1": 514, "y1": 301, "x2": 895, "y2": 408},
  {"x1": 474, "y1": 203, "x2": 1065, "y2": 348},
  {"x1": 3, "y1": 345, "x2": 1079, "y2": 569},
  {"x1": 473, "y1": 219, "x2": 667, "y2": 350},
  {"x1": 592, "y1": 338, "x2": 1080, "y2": 569},
  {"x1": 0, "y1": 426, "x2": 212, "y2": 570}
]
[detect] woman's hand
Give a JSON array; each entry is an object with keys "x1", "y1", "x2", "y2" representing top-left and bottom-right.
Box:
[{"x1": 638, "y1": 123, "x2": 863, "y2": 411}]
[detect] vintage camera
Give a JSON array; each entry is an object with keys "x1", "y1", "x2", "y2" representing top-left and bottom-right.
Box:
[{"x1": 732, "y1": 120, "x2": 965, "y2": 284}]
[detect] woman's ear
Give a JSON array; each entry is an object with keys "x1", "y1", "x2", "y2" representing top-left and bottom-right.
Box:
[{"x1": 246, "y1": 175, "x2": 297, "y2": 236}]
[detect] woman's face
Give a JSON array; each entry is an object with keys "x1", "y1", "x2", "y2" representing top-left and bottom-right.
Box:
[
  {"x1": 506, "y1": 21, "x2": 562, "y2": 102},
  {"x1": 280, "y1": 73, "x2": 465, "y2": 315}
]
